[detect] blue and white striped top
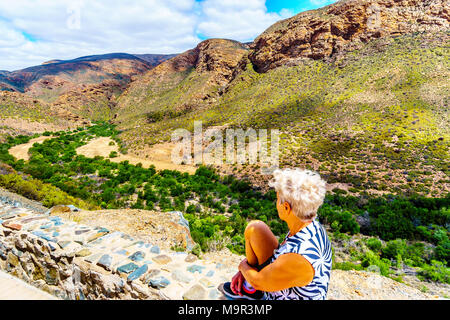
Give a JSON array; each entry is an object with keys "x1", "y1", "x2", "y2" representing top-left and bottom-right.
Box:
[{"x1": 264, "y1": 218, "x2": 332, "y2": 300}]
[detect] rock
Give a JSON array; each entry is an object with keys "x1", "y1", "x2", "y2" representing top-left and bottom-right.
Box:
[
  {"x1": 46, "y1": 266, "x2": 59, "y2": 285},
  {"x1": 149, "y1": 276, "x2": 170, "y2": 289},
  {"x1": 75, "y1": 229, "x2": 90, "y2": 235},
  {"x1": 127, "y1": 264, "x2": 148, "y2": 282},
  {"x1": 84, "y1": 253, "x2": 102, "y2": 264},
  {"x1": 209, "y1": 289, "x2": 222, "y2": 299},
  {"x1": 150, "y1": 246, "x2": 160, "y2": 254},
  {"x1": 187, "y1": 265, "x2": 206, "y2": 274},
  {"x1": 129, "y1": 251, "x2": 145, "y2": 262},
  {"x1": 2, "y1": 222, "x2": 22, "y2": 231},
  {"x1": 49, "y1": 205, "x2": 71, "y2": 215},
  {"x1": 87, "y1": 230, "x2": 109, "y2": 242},
  {"x1": 152, "y1": 255, "x2": 172, "y2": 265},
  {"x1": 47, "y1": 242, "x2": 58, "y2": 252},
  {"x1": 172, "y1": 270, "x2": 193, "y2": 284},
  {"x1": 7, "y1": 251, "x2": 20, "y2": 267},
  {"x1": 184, "y1": 254, "x2": 197, "y2": 263},
  {"x1": 183, "y1": 284, "x2": 207, "y2": 300},
  {"x1": 117, "y1": 262, "x2": 139, "y2": 274},
  {"x1": 57, "y1": 241, "x2": 72, "y2": 249},
  {"x1": 32, "y1": 262, "x2": 46, "y2": 281},
  {"x1": 143, "y1": 269, "x2": 161, "y2": 283},
  {"x1": 199, "y1": 277, "x2": 215, "y2": 288},
  {"x1": 31, "y1": 231, "x2": 54, "y2": 242},
  {"x1": 115, "y1": 249, "x2": 128, "y2": 256},
  {"x1": 66, "y1": 205, "x2": 80, "y2": 212},
  {"x1": 97, "y1": 254, "x2": 113, "y2": 271},
  {"x1": 249, "y1": 0, "x2": 450, "y2": 72}
]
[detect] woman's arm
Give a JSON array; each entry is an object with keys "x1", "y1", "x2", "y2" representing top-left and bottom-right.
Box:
[{"x1": 238, "y1": 253, "x2": 314, "y2": 292}]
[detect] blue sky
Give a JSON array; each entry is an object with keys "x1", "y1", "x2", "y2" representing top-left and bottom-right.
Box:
[
  {"x1": 266, "y1": 0, "x2": 335, "y2": 14},
  {"x1": 0, "y1": 0, "x2": 337, "y2": 71}
]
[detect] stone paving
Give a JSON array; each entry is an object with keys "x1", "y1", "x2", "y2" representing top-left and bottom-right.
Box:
[
  {"x1": 0, "y1": 270, "x2": 58, "y2": 300},
  {"x1": 0, "y1": 200, "x2": 235, "y2": 300}
]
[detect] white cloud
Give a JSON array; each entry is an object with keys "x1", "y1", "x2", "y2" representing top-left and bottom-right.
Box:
[
  {"x1": 197, "y1": 0, "x2": 293, "y2": 41},
  {"x1": 0, "y1": 0, "x2": 200, "y2": 70},
  {"x1": 0, "y1": 0, "x2": 297, "y2": 71}
]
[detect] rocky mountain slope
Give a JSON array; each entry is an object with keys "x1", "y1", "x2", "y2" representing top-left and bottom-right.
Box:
[
  {"x1": 0, "y1": 53, "x2": 175, "y2": 127},
  {"x1": 116, "y1": 39, "x2": 248, "y2": 133},
  {"x1": 250, "y1": 0, "x2": 449, "y2": 71},
  {"x1": 115, "y1": 0, "x2": 449, "y2": 197}
]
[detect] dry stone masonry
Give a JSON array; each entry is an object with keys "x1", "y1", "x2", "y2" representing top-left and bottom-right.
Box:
[{"x1": 0, "y1": 200, "x2": 235, "y2": 300}]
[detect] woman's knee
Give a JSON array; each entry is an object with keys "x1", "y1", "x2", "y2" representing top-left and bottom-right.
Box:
[{"x1": 244, "y1": 220, "x2": 270, "y2": 239}]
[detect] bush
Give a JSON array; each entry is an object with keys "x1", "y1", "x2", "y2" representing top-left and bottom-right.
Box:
[
  {"x1": 361, "y1": 250, "x2": 391, "y2": 276},
  {"x1": 434, "y1": 240, "x2": 450, "y2": 264},
  {"x1": 366, "y1": 238, "x2": 383, "y2": 252},
  {"x1": 109, "y1": 151, "x2": 118, "y2": 158},
  {"x1": 370, "y1": 210, "x2": 415, "y2": 240},
  {"x1": 333, "y1": 261, "x2": 363, "y2": 271},
  {"x1": 318, "y1": 204, "x2": 360, "y2": 234},
  {"x1": 0, "y1": 173, "x2": 96, "y2": 210},
  {"x1": 418, "y1": 260, "x2": 450, "y2": 284},
  {"x1": 382, "y1": 239, "x2": 407, "y2": 260}
]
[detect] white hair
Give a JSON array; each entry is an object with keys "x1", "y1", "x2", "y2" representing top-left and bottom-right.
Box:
[{"x1": 269, "y1": 168, "x2": 327, "y2": 221}]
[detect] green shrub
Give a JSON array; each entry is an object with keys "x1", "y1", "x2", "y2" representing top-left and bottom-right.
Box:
[
  {"x1": 361, "y1": 250, "x2": 392, "y2": 276},
  {"x1": 318, "y1": 204, "x2": 360, "y2": 234},
  {"x1": 333, "y1": 261, "x2": 363, "y2": 271},
  {"x1": 418, "y1": 260, "x2": 450, "y2": 284},
  {"x1": 366, "y1": 238, "x2": 383, "y2": 252},
  {"x1": 0, "y1": 173, "x2": 96, "y2": 210},
  {"x1": 382, "y1": 239, "x2": 407, "y2": 260},
  {"x1": 109, "y1": 151, "x2": 118, "y2": 158}
]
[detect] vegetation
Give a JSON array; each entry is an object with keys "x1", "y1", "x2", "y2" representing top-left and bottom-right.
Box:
[
  {"x1": 0, "y1": 123, "x2": 448, "y2": 284},
  {"x1": 116, "y1": 33, "x2": 449, "y2": 198}
]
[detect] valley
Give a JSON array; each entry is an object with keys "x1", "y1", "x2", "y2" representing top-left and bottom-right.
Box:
[{"x1": 0, "y1": 0, "x2": 449, "y2": 299}]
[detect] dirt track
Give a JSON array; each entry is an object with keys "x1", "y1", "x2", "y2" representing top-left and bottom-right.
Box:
[
  {"x1": 76, "y1": 137, "x2": 197, "y2": 173},
  {"x1": 8, "y1": 136, "x2": 52, "y2": 161}
]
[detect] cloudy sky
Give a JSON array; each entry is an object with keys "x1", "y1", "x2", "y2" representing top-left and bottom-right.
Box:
[{"x1": 0, "y1": 0, "x2": 337, "y2": 71}]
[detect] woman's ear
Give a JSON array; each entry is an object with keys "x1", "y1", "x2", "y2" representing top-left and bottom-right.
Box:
[{"x1": 283, "y1": 201, "x2": 291, "y2": 215}]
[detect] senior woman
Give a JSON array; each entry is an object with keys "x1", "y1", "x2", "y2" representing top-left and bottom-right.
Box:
[{"x1": 222, "y1": 168, "x2": 332, "y2": 300}]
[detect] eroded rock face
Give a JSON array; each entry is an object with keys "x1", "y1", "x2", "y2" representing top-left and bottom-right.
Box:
[
  {"x1": 249, "y1": 0, "x2": 450, "y2": 72},
  {"x1": 195, "y1": 39, "x2": 249, "y2": 85}
]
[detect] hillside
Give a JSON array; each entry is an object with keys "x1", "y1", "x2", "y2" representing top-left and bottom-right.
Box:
[
  {"x1": 250, "y1": 0, "x2": 449, "y2": 71},
  {"x1": 0, "y1": 91, "x2": 86, "y2": 141},
  {"x1": 0, "y1": 53, "x2": 175, "y2": 129},
  {"x1": 116, "y1": 39, "x2": 249, "y2": 137},
  {"x1": 115, "y1": 0, "x2": 449, "y2": 197}
]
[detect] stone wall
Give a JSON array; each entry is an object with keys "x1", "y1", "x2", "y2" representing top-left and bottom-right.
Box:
[{"x1": 0, "y1": 201, "x2": 234, "y2": 300}]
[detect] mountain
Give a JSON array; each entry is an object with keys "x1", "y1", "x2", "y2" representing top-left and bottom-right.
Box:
[
  {"x1": 116, "y1": 39, "x2": 249, "y2": 144},
  {"x1": 0, "y1": 53, "x2": 175, "y2": 126},
  {"x1": 115, "y1": 0, "x2": 449, "y2": 197},
  {"x1": 250, "y1": 0, "x2": 449, "y2": 72},
  {"x1": 133, "y1": 53, "x2": 178, "y2": 65},
  {"x1": 0, "y1": 0, "x2": 448, "y2": 196},
  {"x1": 0, "y1": 53, "x2": 152, "y2": 94}
]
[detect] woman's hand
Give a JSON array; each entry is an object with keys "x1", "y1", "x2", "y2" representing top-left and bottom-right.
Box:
[{"x1": 231, "y1": 270, "x2": 245, "y2": 296}]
